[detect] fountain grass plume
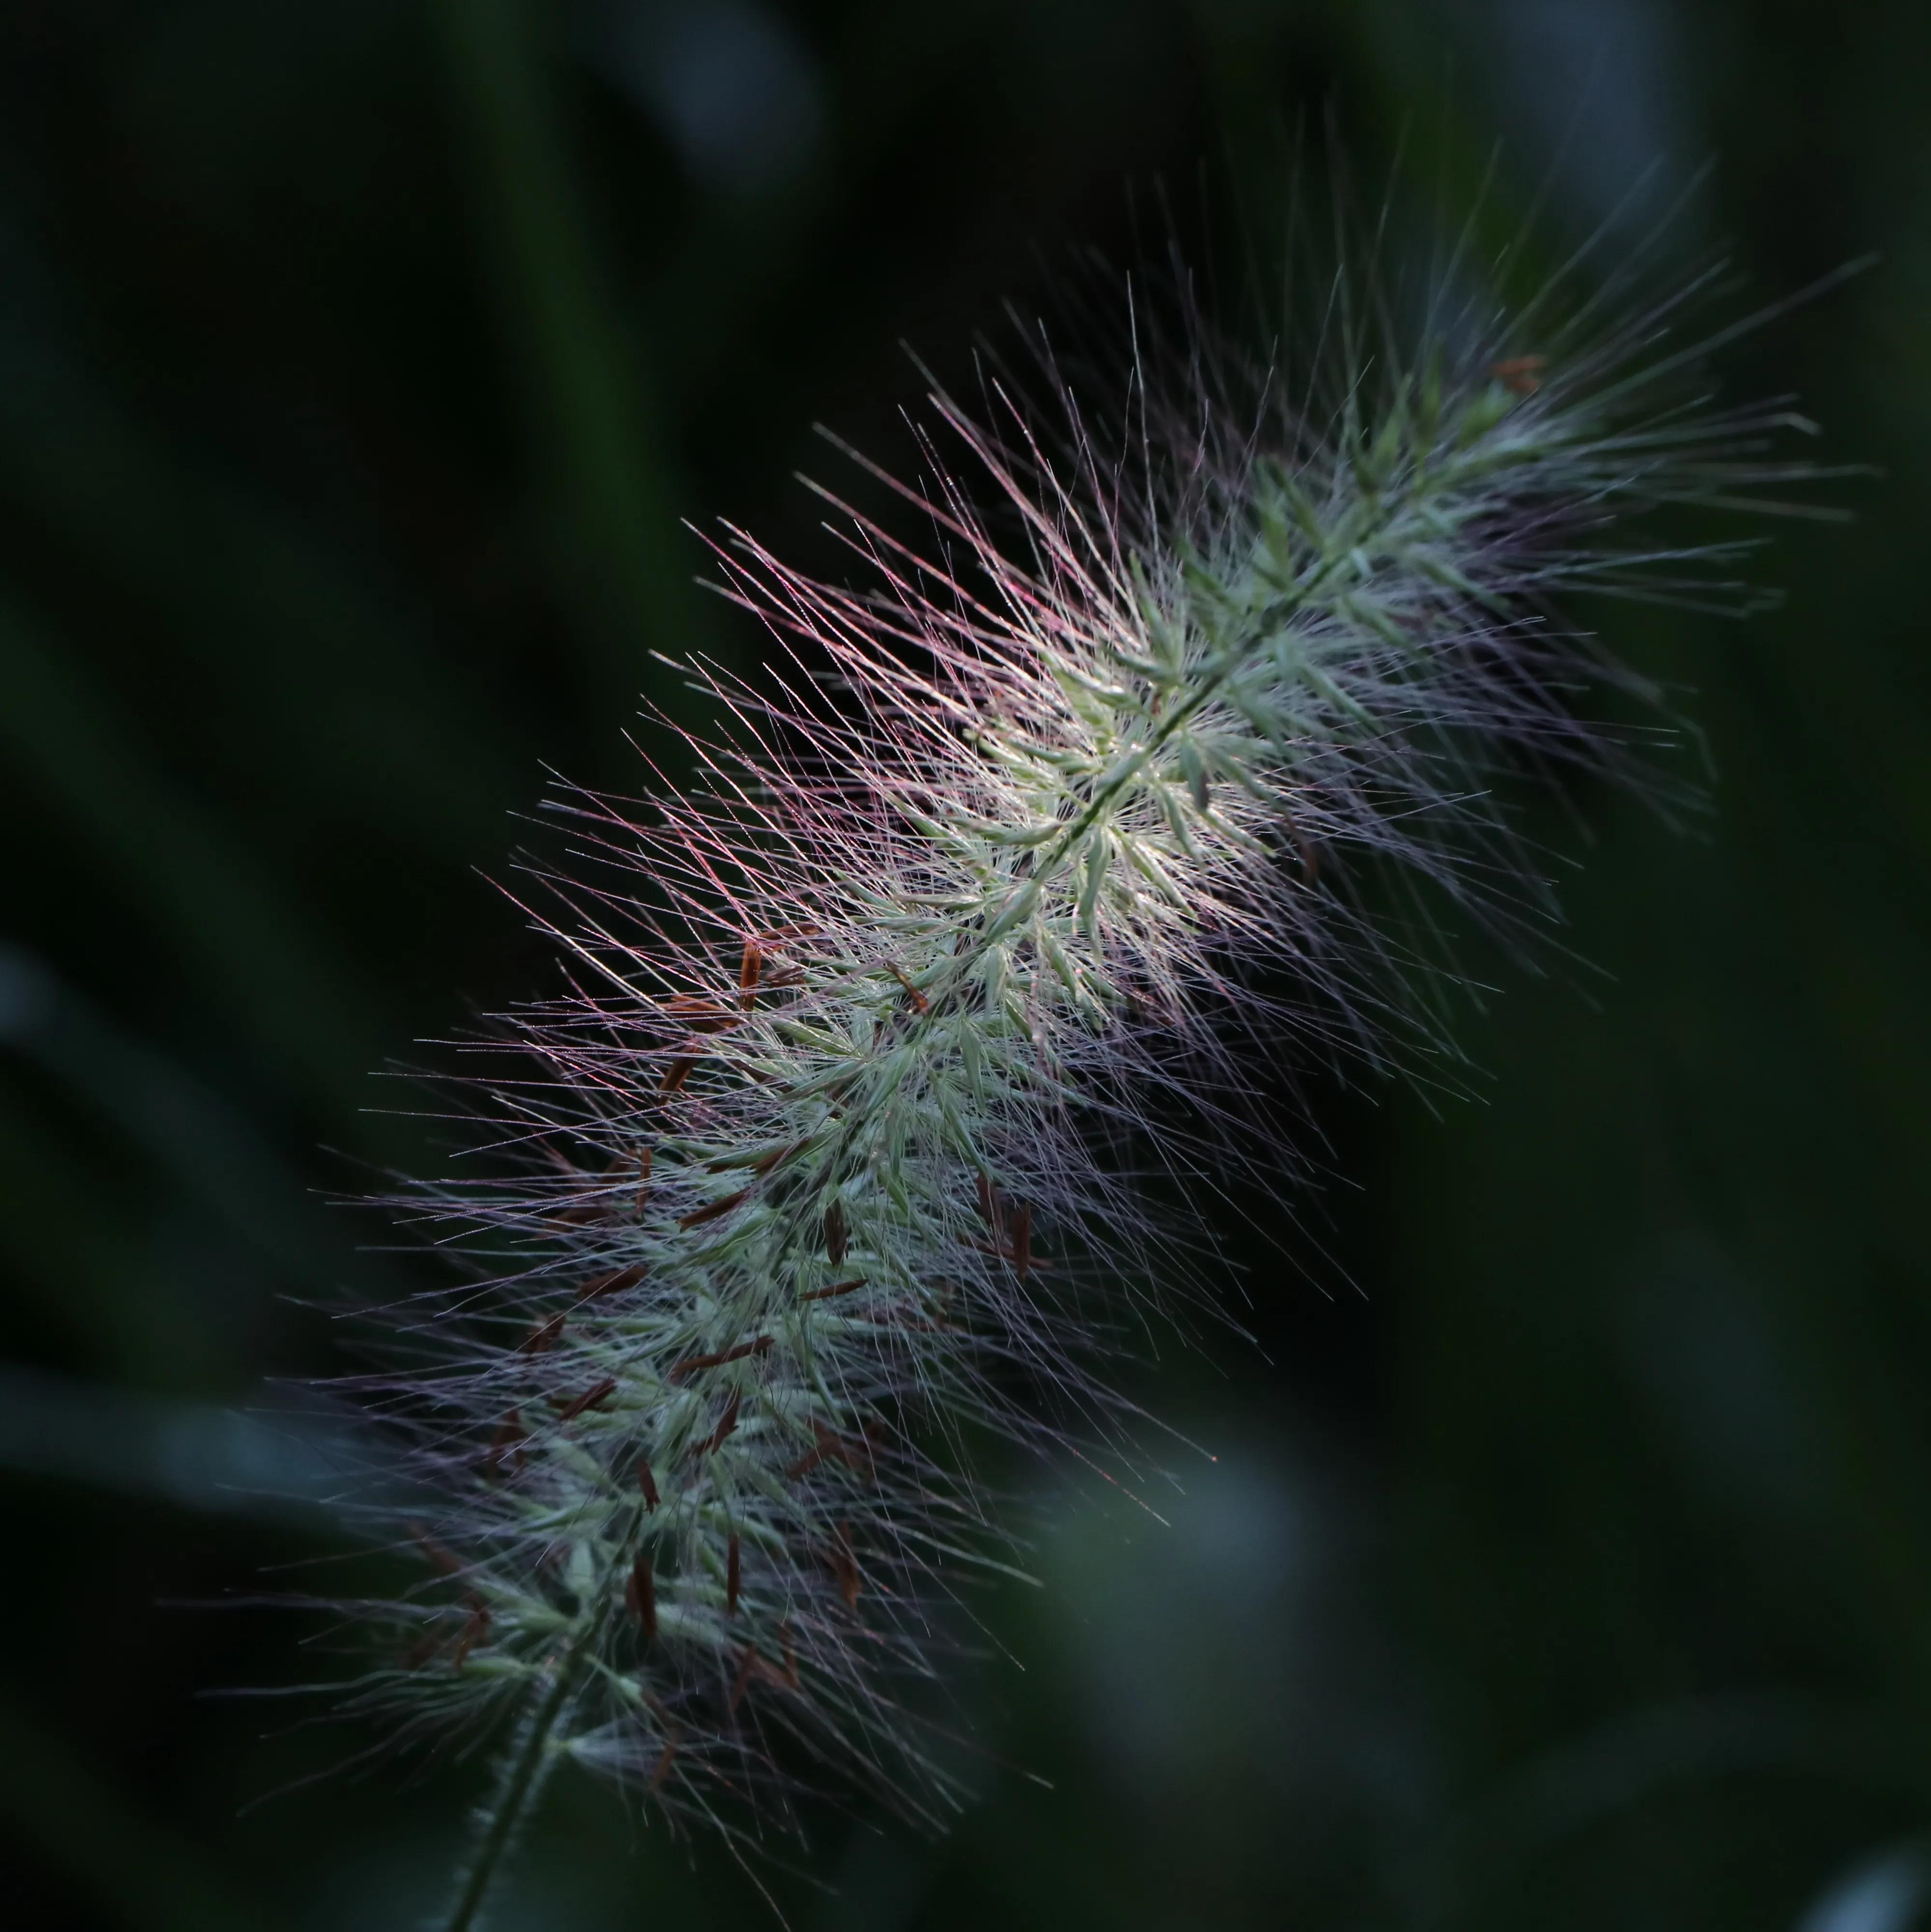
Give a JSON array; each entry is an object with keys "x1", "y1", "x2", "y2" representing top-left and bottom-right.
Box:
[{"x1": 330, "y1": 187, "x2": 1851, "y2": 1927}]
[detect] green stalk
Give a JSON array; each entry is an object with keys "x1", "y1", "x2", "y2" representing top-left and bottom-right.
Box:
[{"x1": 440, "y1": 1613, "x2": 599, "y2": 1932}]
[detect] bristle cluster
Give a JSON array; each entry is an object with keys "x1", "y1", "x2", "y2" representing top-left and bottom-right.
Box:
[{"x1": 334, "y1": 218, "x2": 1832, "y2": 1889}]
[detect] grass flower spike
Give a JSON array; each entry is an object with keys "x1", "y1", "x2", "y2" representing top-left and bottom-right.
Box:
[{"x1": 341, "y1": 200, "x2": 1843, "y2": 1928}]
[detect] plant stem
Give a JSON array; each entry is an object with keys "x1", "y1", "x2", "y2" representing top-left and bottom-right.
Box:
[{"x1": 441, "y1": 1622, "x2": 594, "y2": 1932}]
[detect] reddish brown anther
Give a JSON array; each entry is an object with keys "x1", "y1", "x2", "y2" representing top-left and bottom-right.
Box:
[
  {"x1": 399, "y1": 1622, "x2": 449, "y2": 1671},
  {"x1": 888, "y1": 963, "x2": 929, "y2": 1012},
  {"x1": 787, "y1": 1419, "x2": 864, "y2": 1481},
  {"x1": 553, "y1": 1377, "x2": 617, "y2": 1423},
  {"x1": 519, "y1": 1312, "x2": 565, "y2": 1355},
  {"x1": 691, "y1": 1390, "x2": 741, "y2": 1458},
  {"x1": 452, "y1": 1596, "x2": 490, "y2": 1668},
  {"x1": 828, "y1": 1522, "x2": 861, "y2": 1609},
  {"x1": 753, "y1": 1138, "x2": 804, "y2": 1176},
  {"x1": 824, "y1": 1200, "x2": 848, "y2": 1264},
  {"x1": 727, "y1": 1633, "x2": 800, "y2": 1713},
  {"x1": 1010, "y1": 1202, "x2": 1032, "y2": 1281},
  {"x1": 668, "y1": 1335, "x2": 772, "y2": 1383},
  {"x1": 678, "y1": 1188, "x2": 749, "y2": 1230},
  {"x1": 481, "y1": 1412, "x2": 527, "y2": 1478},
  {"x1": 626, "y1": 1554, "x2": 657, "y2": 1640},
  {"x1": 964, "y1": 1182, "x2": 1040, "y2": 1277},
  {"x1": 637, "y1": 1460, "x2": 660, "y2": 1510},
  {"x1": 1491, "y1": 353, "x2": 1548, "y2": 395},
  {"x1": 411, "y1": 1523, "x2": 463, "y2": 1577},
  {"x1": 726, "y1": 1533, "x2": 741, "y2": 1616},
  {"x1": 576, "y1": 1264, "x2": 645, "y2": 1304},
  {"x1": 799, "y1": 1276, "x2": 865, "y2": 1303},
  {"x1": 664, "y1": 994, "x2": 742, "y2": 1034}
]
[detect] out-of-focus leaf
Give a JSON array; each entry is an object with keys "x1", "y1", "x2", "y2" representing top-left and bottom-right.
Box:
[
  {"x1": 0, "y1": 1084, "x2": 211, "y2": 1381},
  {"x1": 0, "y1": 944, "x2": 389, "y2": 1299},
  {"x1": 0, "y1": 590, "x2": 375, "y2": 1106},
  {"x1": 1797, "y1": 1844, "x2": 1931, "y2": 1932},
  {"x1": 0, "y1": 1359, "x2": 393, "y2": 1520},
  {"x1": 430, "y1": 0, "x2": 724, "y2": 716},
  {"x1": 0, "y1": 277, "x2": 515, "y2": 855}
]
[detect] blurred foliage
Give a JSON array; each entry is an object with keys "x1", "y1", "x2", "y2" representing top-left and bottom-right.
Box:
[{"x1": 0, "y1": 1, "x2": 1928, "y2": 1927}]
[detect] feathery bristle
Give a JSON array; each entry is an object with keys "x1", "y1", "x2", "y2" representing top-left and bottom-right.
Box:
[{"x1": 323, "y1": 202, "x2": 1843, "y2": 1899}]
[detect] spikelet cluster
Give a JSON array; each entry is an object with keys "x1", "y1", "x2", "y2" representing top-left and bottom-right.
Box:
[{"x1": 335, "y1": 213, "x2": 1832, "y2": 1889}]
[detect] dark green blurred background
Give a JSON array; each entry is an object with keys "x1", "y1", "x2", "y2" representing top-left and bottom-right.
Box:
[{"x1": 1, "y1": 2, "x2": 1927, "y2": 1927}]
